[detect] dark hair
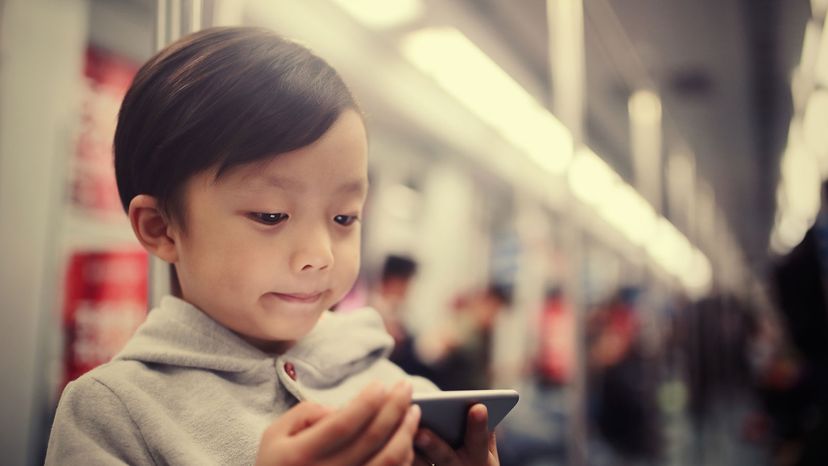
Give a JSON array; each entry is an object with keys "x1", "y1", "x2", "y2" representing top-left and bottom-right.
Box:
[
  {"x1": 380, "y1": 255, "x2": 418, "y2": 282},
  {"x1": 486, "y1": 282, "x2": 513, "y2": 306},
  {"x1": 114, "y1": 26, "x2": 359, "y2": 224}
]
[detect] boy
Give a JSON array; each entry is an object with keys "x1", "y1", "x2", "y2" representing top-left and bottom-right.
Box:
[{"x1": 45, "y1": 27, "x2": 500, "y2": 465}]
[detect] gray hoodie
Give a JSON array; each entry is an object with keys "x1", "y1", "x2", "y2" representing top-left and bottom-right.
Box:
[{"x1": 45, "y1": 296, "x2": 437, "y2": 465}]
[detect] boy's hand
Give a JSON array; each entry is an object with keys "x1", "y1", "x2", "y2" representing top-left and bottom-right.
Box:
[
  {"x1": 255, "y1": 380, "x2": 421, "y2": 466},
  {"x1": 412, "y1": 404, "x2": 500, "y2": 466}
]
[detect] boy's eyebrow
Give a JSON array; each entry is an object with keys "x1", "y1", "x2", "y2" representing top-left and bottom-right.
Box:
[
  {"x1": 262, "y1": 175, "x2": 302, "y2": 191},
  {"x1": 336, "y1": 179, "x2": 369, "y2": 194},
  {"x1": 260, "y1": 175, "x2": 368, "y2": 194}
]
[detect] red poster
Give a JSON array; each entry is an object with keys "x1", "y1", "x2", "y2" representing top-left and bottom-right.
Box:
[
  {"x1": 72, "y1": 47, "x2": 138, "y2": 217},
  {"x1": 536, "y1": 294, "x2": 575, "y2": 384},
  {"x1": 61, "y1": 250, "x2": 148, "y2": 387}
]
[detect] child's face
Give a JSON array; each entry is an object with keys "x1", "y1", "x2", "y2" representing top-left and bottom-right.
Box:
[{"x1": 170, "y1": 110, "x2": 368, "y2": 350}]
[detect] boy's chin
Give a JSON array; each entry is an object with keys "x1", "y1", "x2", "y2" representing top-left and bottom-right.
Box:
[
  {"x1": 240, "y1": 319, "x2": 321, "y2": 352},
  {"x1": 257, "y1": 307, "x2": 325, "y2": 336}
]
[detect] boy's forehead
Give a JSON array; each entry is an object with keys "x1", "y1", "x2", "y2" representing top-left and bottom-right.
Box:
[
  {"x1": 217, "y1": 154, "x2": 368, "y2": 194},
  {"x1": 209, "y1": 110, "x2": 368, "y2": 191}
]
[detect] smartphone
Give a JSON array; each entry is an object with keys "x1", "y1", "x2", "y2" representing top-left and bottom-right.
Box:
[{"x1": 411, "y1": 389, "x2": 519, "y2": 448}]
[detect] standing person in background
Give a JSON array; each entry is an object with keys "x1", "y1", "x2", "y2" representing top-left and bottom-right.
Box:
[
  {"x1": 771, "y1": 181, "x2": 828, "y2": 466},
  {"x1": 369, "y1": 255, "x2": 436, "y2": 381},
  {"x1": 427, "y1": 284, "x2": 511, "y2": 391},
  {"x1": 369, "y1": 255, "x2": 418, "y2": 346},
  {"x1": 586, "y1": 289, "x2": 661, "y2": 463},
  {"x1": 45, "y1": 27, "x2": 501, "y2": 466}
]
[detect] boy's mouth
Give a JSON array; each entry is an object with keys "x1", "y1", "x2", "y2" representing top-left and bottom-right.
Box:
[{"x1": 270, "y1": 291, "x2": 324, "y2": 304}]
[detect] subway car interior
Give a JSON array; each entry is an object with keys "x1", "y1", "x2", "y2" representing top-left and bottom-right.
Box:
[{"x1": 2, "y1": 0, "x2": 827, "y2": 465}]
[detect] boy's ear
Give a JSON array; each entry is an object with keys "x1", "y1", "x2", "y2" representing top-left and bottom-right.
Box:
[{"x1": 128, "y1": 194, "x2": 179, "y2": 263}]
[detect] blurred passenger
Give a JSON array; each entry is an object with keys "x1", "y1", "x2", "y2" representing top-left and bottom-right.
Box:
[
  {"x1": 586, "y1": 288, "x2": 661, "y2": 462},
  {"x1": 751, "y1": 317, "x2": 807, "y2": 465},
  {"x1": 770, "y1": 181, "x2": 828, "y2": 466},
  {"x1": 369, "y1": 254, "x2": 417, "y2": 344},
  {"x1": 679, "y1": 295, "x2": 766, "y2": 464},
  {"x1": 498, "y1": 288, "x2": 571, "y2": 466},
  {"x1": 427, "y1": 283, "x2": 511, "y2": 390},
  {"x1": 535, "y1": 288, "x2": 574, "y2": 386},
  {"x1": 367, "y1": 254, "x2": 435, "y2": 380}
]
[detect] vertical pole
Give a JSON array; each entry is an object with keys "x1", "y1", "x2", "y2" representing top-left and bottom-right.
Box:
[
  {"x1": 629, "y1": 89, "x2": 664, "y2": 353},
  {"x1": 149, "y1": 0, "x2": 171, "y2": 310},
  {"x1": 629, "y1": 90, "x2": 663, "y2": 214},
  {"x1": 148, "y1": 0, "x2": 206, "y2": 310},
  {"x1": 548, "y1": 1, "x2": 587, "y2": 465},
  {"x1": 190, "y1": 0, "x2": 203, "y2": 32},
  {"x1": 169, "y1": 0, "x2": 181, "y2": 41},
  {"x1": 155, "y1": 0, "x2": 168, "y2": 52}
]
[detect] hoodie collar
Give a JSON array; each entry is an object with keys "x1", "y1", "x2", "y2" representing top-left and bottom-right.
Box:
[{"x1": 115, "y1": 296, "x2": 394, "y2": 381}]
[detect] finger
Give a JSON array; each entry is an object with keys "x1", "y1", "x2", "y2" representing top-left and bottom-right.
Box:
[
  {"x1": 463, "y1": 403, "x2": 489, "y2": 463},
  {"x1": 337, "y1": 380, "x2": 414, "y2": 465},
  {"x1": 295, "y1": 382, "x2": 386, "y2": 454},
  {"x1": 364, "y1": 403, "x2": 421, "y2": 466},
  {"x1": 256, "y1": 403, "x2": 332, "y2": 466},
  {"x1": 264, "y1": 401, "x2": 331, "y2": 438},
  {"x1": 404, "y1": 446, "x2": 416, "y2": 466},
  {"x1": 489, "y1": 431, "x2": 499, "y2": 461},
  {"x1": 415, "y1": 428, "x2": 461, "y2": 466}
]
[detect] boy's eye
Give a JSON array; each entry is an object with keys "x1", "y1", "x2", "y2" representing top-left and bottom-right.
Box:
[
  {"x1": 334, "y1": 215, "x2": 358, "y2": 226},
  {"x1": 250, "y1": 212, "x2": 289, "y2": 225}
]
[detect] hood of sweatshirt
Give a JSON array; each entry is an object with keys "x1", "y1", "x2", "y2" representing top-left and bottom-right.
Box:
[{"x1": 115, "y1": 296, "x2": 398, "y2": 395}]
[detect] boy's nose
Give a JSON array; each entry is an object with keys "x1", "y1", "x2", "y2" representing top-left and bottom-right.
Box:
[{"x1": 291, "y1": 231, "x2": 334, "y2": 273}]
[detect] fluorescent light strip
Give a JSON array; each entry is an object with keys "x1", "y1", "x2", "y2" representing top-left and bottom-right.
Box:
[
  {"x1": 401, "y1": 27, "x2": 573, "y2": 174},
  {"x1": 329, "y1": 0, "x2": 424, "y2": 29},
  {"x1": 599, "y1": 183, "x2": 657, "y2": 247},
  {"x1": 400, "y1": 26, "x2": 710, "y2": 292},
  {"x1": 568, "y1": 146, "x2": 620, "y2": 206},
  {"x1": 682, "y1": 249, "x2": 712, "y2": 295}
]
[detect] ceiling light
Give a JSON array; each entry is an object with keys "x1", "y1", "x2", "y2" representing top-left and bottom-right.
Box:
[
  {"x1": 681, "y1": 248, "x2": 712, "y2": 296},
  {"x1": 802, "y1": 90, "x2": 828, "y2": 175},
  {"x1": 782, "y1": 120, "x2": 822, "y2": 220},
  {"x1": 628, "y1": 89, "x2": 662, "y2": 126},
  {"x1": 801, "y1": 20, "x2": 822, "y2": 78},
  {"x1": 401, "y1": 27, "x2": 573, "y2": 174},
  {"x1": 775, "y1": 209, "x2": 810, "y2": 253},
  {"x1": 567, "y1": 146, "x2": 620, "y2": 206},
  {"x1": 814, "y1": 13, "x2": 828, "y2": 87},
  {"x1": 646, "y1": 218, "x2": 693, "y2": 278},
  {"x1": 329, "y1": 0, "x2": 424, "y2": 29},
  {"x1": 599, "y1": 183, "x2": 657, "y2": 247}
]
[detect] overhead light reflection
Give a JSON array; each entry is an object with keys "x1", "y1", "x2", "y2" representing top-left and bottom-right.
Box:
[
  {"x1": 628, "y1": 90, "x2": 662, "y2": 125},
  {"x1": 568, "y1": 146, "x2": 620, "y2": 206},
  {"x1": 801, "y1": 20, "x2": 822, "y2": 78},
  {"x1": 814, "y1": 13, "x2": 828, "y2": 87},
  {"x1": 802, "y1": 90, "x2": 828, "y2": 175},
  {"x1": 682, "y1": 249, "x2": 713, "y2": 296},
  {"x1": 782, "y1": 120, "x2": 821, "y2": 221},
  {"x1": 776, "y1": 209, "x2": 810, "y2": 252},
  {"x1": 646, "y1": 218, "x2": 693, "y2": 278},
  {"x1": 599, "y1": 183, "x2": 657, "y2": 246},
  {"x1": 401, "y1": 27, "x2": 573, "y2": 174},
  {"x1": 400, "y1": 25, "x2": 710, "y2": 294},
  {"x1": 329, "y1": 0, "x2": 424, "y2": 29}
]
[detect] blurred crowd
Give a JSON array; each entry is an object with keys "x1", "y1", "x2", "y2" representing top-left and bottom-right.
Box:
[{"x1": 345, "y1": 214, "x2": 828, "y2": 466}]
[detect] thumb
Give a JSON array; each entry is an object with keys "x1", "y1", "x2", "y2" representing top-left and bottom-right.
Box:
[{"x1": 463, "y1": 403, "x2": 490, "y2": 463}]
